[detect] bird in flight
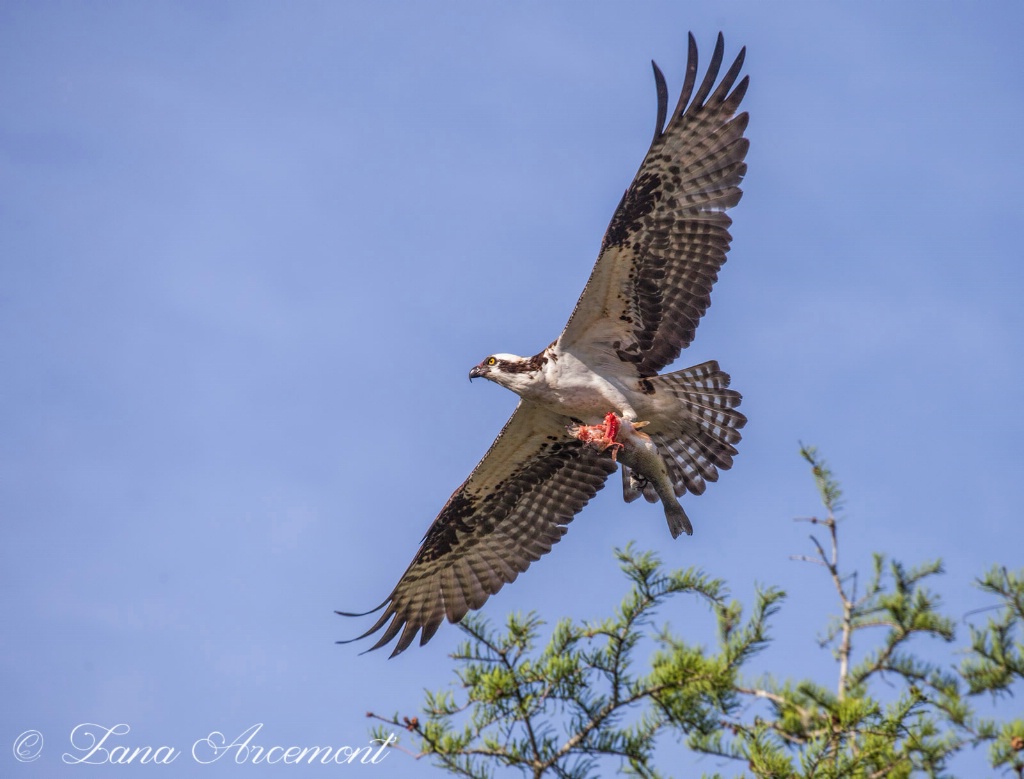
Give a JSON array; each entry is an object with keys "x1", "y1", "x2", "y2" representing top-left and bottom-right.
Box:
[{"x1": 341, "y1": 33, "x2": 749, "y2": 656}]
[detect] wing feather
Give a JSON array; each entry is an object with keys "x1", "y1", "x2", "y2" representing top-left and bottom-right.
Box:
[
  {"x1": 339, "y1": 403, "x2": 616, "y2": 656},
  {"x1": 558, "y1": 33, "x2": 749, "y2": 377}
]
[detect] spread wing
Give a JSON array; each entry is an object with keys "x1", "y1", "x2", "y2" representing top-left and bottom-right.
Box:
[
  {"x1": 557, "y1": 33, "x2": 749, "y2": 377},
  {"x1": 338, "y1": 403, "x2": 617, "y2": 656}
]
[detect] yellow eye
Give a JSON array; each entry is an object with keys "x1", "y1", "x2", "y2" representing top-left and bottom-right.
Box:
[{"x1": 486, "y1": 356, "x2": 497, "y2": 366}]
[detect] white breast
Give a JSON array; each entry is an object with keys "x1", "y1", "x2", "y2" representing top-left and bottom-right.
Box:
[{"x1": 530, "y1": 351, "x2": 637, "y2": 423}]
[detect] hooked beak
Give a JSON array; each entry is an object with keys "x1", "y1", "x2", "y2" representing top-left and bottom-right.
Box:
[{"x1": 469, "y1": 365, "x2": 486, "y2": 381}]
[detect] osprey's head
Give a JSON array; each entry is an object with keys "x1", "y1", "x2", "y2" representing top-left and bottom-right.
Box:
[{"x1": 469, "y1": 353, "x2": 544, "y2": 392}]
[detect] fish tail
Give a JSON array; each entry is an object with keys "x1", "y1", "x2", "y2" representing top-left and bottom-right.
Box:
[{"x1": 663, "y1": 500, "x2": 694, "y2": 538}]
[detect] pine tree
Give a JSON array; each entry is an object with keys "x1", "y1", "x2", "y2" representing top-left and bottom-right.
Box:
[{"x1": 368, "y1": 449, "x2": 1024, "y2": 778}]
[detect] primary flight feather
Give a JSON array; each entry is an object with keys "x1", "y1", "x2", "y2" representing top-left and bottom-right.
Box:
[{"x1": 340, "y1": 33, "x2": 749, "y2": 656}]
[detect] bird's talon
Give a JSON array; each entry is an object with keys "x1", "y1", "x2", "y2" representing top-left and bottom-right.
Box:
[{"x1": 569, "y1": 412, "x2": 637, "y2": 462}]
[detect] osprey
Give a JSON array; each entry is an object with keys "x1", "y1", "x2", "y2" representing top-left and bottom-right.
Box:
[{"x1": 341, "y1": 33, "x2": 749, "y2": 656}]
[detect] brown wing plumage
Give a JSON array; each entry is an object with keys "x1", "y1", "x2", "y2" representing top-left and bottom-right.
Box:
[
  {"x1": 339, "y1": 403, "x2": 616, "y2": 657},
  {"x1": 557, "y1": 33, "x2": 749, "y2": 377}
]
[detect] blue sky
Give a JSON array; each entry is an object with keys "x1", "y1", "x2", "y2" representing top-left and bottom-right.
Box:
[{"x1": 2, "y1": 2, "x2": 1023, "y2": 776}]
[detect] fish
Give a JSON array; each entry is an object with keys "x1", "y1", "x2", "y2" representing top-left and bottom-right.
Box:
[{"x1": 568, "y1": 412, "x2": 693, "y2": 538}]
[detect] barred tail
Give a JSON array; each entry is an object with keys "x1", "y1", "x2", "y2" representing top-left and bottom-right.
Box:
[{"x1": 622, "y1": 360, "x2": 746, "y2": 504}]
